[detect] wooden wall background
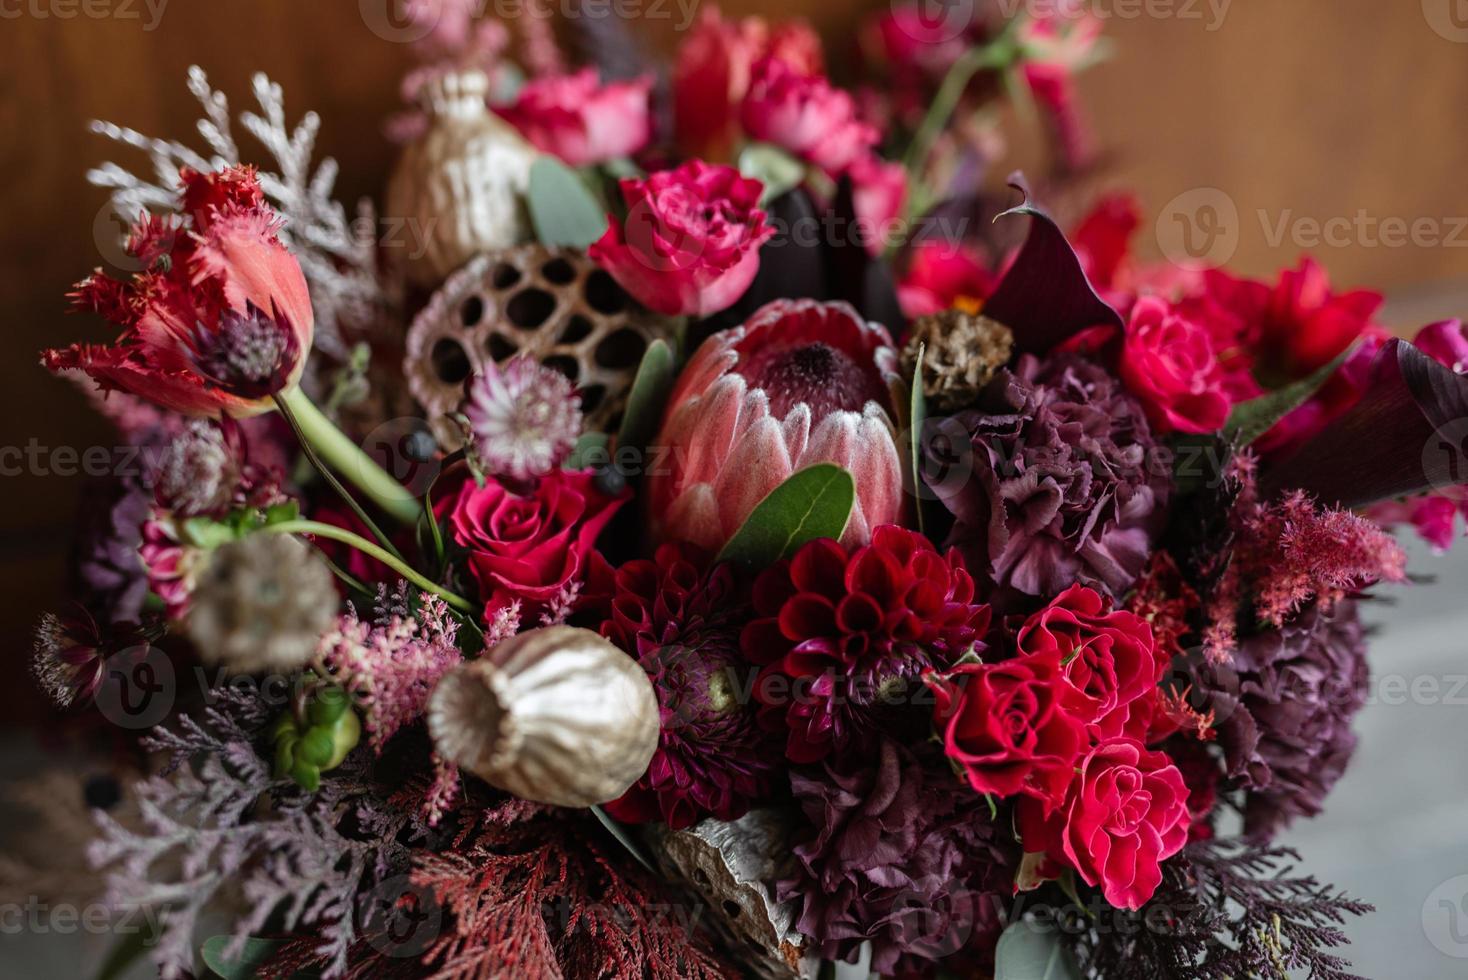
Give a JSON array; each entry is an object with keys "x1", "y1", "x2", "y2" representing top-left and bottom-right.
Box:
[{"x1": 1, "y1": 0, "x2": 1465, "y2": 722}]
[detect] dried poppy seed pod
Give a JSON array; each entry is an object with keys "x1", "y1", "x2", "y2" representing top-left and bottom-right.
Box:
[{"x1": 427, "y1": 626, "x2": 658, "y2": 807}]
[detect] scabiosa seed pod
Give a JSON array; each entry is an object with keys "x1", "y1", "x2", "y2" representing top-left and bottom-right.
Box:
[
  {"x1": 184, "y1": 533, "x2": 338, "y2": 675},
  {"x1": 900, "y1": 310, "x2": 1014, "y2": 413},
  {"x1": 463, "y1": 356, "x2": 583, "y2": 482},
  {"x1": 427, "y1": 626, "x2": 659, "y2": 807}
]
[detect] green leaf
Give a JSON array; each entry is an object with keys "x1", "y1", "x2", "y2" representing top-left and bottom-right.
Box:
[
  {"x1": 1224, "y1": 343, "x2": 1357, "y2": 447},
  {"x1": 200, "y1": 936, "x2": 292, "y2": 980},
  {"x1": 908, "y1": 343, "x2": 928, "y2": 535},
  {"x1": 527, "y1": 155, "x2": 608, "y2": 248},
  {"x1": 993, "y1": 919, "x2": 1080, "y2": 980},
  {"x1": 615, "y1": 338, "x2": 677, "y2": 455},
  {"x1": 717, "y1": 464, "x2": 856, "y2": 568},
  {"x1": 737, "y1": 142, "x2": 807, "y2": 205},
  {"x1": 565, "y1": 430, "x2": 611, "y2": 471},
  {"x1": 590, "y1": 804, "x2": 658, "y2": 875}
]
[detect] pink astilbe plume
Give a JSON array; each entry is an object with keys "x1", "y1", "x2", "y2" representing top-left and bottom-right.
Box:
[
  {"x1": 316, "y1": 585, "x2": 462, "y2": 754},
  {"x1": 1203, "y1": 453, "x2": 1406, "y2": 662}
]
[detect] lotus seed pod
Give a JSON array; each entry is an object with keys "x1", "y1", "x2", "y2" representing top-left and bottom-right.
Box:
[{"x1": 427, "y1": 626, "x2": 658, "y2": 807}]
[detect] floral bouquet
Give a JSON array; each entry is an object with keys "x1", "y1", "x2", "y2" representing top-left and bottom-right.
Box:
[{"x1": 26, "y1": 2, "x2": 1468, "y2": 978}]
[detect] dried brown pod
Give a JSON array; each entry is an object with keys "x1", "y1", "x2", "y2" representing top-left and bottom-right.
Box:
[
  {"x1": 647, "y1": 810, "x2": 818, "y2": 980},
  {"x1": 404, "y1": 245, "x2": 672, "y2": 445},
  {"x1": 427, "y1": 626, "x2": 658, "y2": 808},
  {"x1": 901, "y1": 310, "x2": 1015, "y2": 413},
  {"x1": 385, "y1": 69, "x2": 537, "y2": 288}
]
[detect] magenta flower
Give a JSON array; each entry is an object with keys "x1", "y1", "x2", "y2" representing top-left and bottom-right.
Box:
[
  {"x1": 463, "y1": 356, "x2": 583, "y2": 482},
  {"x1": 647, "y1": 299, "x2": 903, "y2": 551},
  {"x1": 496, "y1": 69, "x2": 653, "y2": 166},
  {"x1": 739, "y1": 57, "x2": 878, "y2": 174}
]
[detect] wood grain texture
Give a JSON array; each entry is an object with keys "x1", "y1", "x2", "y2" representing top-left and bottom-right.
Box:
[{"x1": 1, "y1": 1, "x2": 1465, "y2": 724}]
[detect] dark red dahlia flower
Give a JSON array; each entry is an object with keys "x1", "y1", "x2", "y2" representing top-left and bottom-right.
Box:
[
  {"x1": 741, "y1": 525, "x2": 991, "y2": 764},
  {"x1": 590, "y1": 543, "x2": 777, "y2": 830}
]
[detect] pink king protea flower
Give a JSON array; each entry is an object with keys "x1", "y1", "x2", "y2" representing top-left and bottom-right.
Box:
[{"x1": 647, "y1": 299, "x2": 903, "y2": 551}]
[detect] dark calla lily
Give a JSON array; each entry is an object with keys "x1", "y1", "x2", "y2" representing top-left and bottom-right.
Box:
[
  {"x1": 1261, "y1": 339, "x2": 1468, "y2": 508},
  {"x1": 983, "y1": 173, "x2": 1125, "y2": 354}
]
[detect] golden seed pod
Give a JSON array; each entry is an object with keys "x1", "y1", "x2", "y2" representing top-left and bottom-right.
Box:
[{"x1": 427, "y1": 626, "x2": 659, "y2": 808}]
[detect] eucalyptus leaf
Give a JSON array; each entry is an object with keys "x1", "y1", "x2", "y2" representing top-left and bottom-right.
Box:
[
  {"x1": 615, "y1": 338, "x2": 677, "y2": 455},
  {"x1": 993, "y1": 919, "x2": 1080, "y2": 980},
  {"x1": 565, "y1": 430, "x2": 612, "y2": 471},
  {"x1": 737, "y1": 142, "x2": 806, "y2": 205},
  {"x1": 200, "y1": 936, "x2": 298, "y2": 980},
  {"x1": 1225, "y1": 342, "x2": 1357, "y2": 447},
  {"x1": 717, "y1": 464, "x2": 856, "y2": 568},
  {"x1": 527, "y1": 155, "x2": 608, "y2": 248}
]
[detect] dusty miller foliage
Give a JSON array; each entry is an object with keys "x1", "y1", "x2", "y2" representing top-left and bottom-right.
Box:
[
  {"x1": 87, "y1": 66, "x2": 398, "y2": 363},
  {"x1": 1065, "y1": 838, "x2": 1373, "y2": 980},
  {"x1": 87, "y1": 686, "x2": 426, "y2": 980}
]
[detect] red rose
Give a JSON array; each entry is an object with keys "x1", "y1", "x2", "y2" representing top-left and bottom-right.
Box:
[
  {"x1": 740, "y1": 57, "x2": 878, "y2": 174},
  {"x1": 1016, "y1": 584, "x2": 1165, "y2": 740},
  {"x1": 496, "y1": 69, "x2": 653, "y2": 167},
  {"x1": 448, "y1": 470, "x2": 627, "y2": 620},
  {"x1": 928, "y1": 653, "x2": 1090, "y2": 809},
  {"x1": 589, "y1": 160, "x2": 774, "y2": 317},
  {"x1": 1118, "y1": 296, "x2": 1234, "y2": 434},
  {"x1": 1018, "y1": 738, "x2": 1190, "y2": 910}
]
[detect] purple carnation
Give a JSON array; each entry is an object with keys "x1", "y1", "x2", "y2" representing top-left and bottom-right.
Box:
[
  {"x1": 931, "y1": 353, "x2": 1170, "y2": 602},
  {"x1": 1213, "y1": 600, "x2": 1369, "y2": 839},
  {"x1": 67, "y1": 475, "x2": 151, "y2": 624},
  {"x1": 777, "y1": 740, "x2": 1015, "y2": 975}
]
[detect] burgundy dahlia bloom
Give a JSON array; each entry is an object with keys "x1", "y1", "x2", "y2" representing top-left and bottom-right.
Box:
[
  {"x1": 933, "y1": 353, "x2": 1170, "y2": 601},
  {"x1": 777, "y1": 740, "x2": 1016, "y2": 975},
  {"x1": 741, "y1": 525, "x2": 991, "y2": 763},
  {"x1": 590, "y1": 543, "x2": 777, "y2": 829},
  {"x1": 1210, "y1": 600, "x2": 1369, "y2": 840}
]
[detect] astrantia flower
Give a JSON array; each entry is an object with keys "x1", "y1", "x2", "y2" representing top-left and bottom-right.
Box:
[
  {"x1": 31, "y1": 610, "x2": 152, "y2": 709},
  {"x1": 649, "y1": 299, "x2": 903, "y2": 552},
  {"x1": 463, "y1": 357, "x2": 583, "y2": 482},
  {"x1": 741, "y1": 525, "x2": 991, "y2": 763},
  {"x1": 777, "y1": 740, "x2": 1016, "y2": 975},
  {"x1": 1210, "y1": 600, "x2": 1369, "y2": 840},
  {"x1": 185, "y1": 533, "x2": 338, "y2": 675},
  {"x1": 933, "y1": 353, "x2": 1171, "y2": 601},
  {"x1": 43, "y1": 166, "x2": 313, "y2": 418},
  {"x1": 588, "y1": 543, "x2": 776, "y2": 829}
]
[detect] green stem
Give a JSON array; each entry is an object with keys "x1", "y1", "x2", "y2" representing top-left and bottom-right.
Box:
[
  {"x1": 902, "y1": 41, "x2": 1016, "y2": 183},
  {"x1": 264, "y1": 519, "x2": 474, "y2": 614},
  {"x1": 279, "y1": 387, "x2": 421, "y2": 526}
]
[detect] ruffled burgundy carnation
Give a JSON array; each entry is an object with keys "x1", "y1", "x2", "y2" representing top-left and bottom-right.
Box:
[
  {"x1": 589, "y1": 543, "x2": 777, "y2": 830},
  {"x1": 741, "y1": 525, "x2": 992, "y2": 764},
  {"x1": 777, "y1": 740, "x2": 1016, "y2": 976},
  {"x1": 932, "y1": 353, "x2": 1170, "y2": 601},
  {"x1": 1210, "y1": 600, "x2": 1368, "y2": 839}
]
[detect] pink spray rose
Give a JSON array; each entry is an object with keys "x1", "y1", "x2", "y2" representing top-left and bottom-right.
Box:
[
  {"x1": 1119, "y1": 295, "x2": 1236, "y2": 434},
  {"x1": 740, "y1": 57, "x2": 879, "y2": 174},
  {"x1": 848, "y1": 154, "x2": 909, "y2": 255},
  {"x1": 647, "y1": 299, "x2": 903, "y2": 551},
  {"x1": 1018, "y1": 737, "x2": 1191, "y2": 910},
  {"x1": 589, "y1": 160, "x2": 774, "y2": 317},
  {"x1": 496, "y1": 69, "x2": 653, "y2": 166}
]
